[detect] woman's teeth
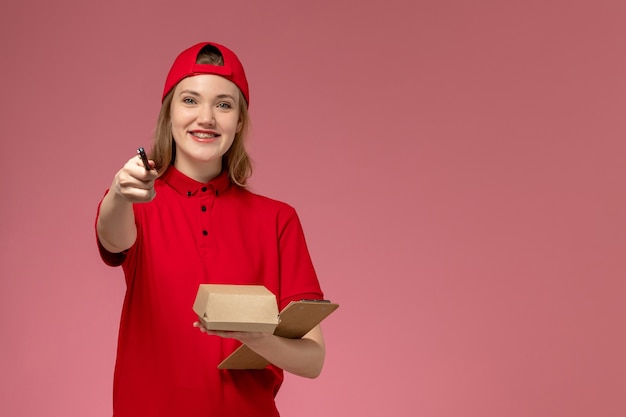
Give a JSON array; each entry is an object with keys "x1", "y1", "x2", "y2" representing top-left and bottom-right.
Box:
[{"x1": 192, "y1": 132, "x2": 217, "y2": 138}]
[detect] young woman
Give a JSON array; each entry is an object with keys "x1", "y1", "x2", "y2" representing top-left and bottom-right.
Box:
[{"x1": 96, "y1": 42, "x2": 326, "y2": 417}]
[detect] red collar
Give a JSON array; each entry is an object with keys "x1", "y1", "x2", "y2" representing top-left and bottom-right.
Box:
[{"x1": 160, "y1": 166, "x2": 231, "y2": 197}]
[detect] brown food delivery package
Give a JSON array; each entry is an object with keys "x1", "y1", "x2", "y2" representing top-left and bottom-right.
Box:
[{"x1": 192, "y1": 284, "x2": 279, "y2": 333}]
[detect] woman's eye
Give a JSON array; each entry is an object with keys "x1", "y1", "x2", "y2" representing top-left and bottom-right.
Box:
[
  {"x1": 217, "y1": 102, "x2": 232, "y2": 109},
  {"x1": 183, "y1": 97, "x2": 196, "y2": 104}
]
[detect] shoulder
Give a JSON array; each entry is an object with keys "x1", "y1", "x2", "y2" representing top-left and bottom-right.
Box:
[
  {"x1": 230, "y1": 188, "x2": 304, "y2": 232},
  {"x1": 232, "y1": 187, "x2": 297, "y2": 215}
]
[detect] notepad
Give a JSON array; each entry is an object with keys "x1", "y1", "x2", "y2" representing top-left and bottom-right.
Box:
[{"x1": 218, "y1": 299, "x2": 339, "y2": 369}]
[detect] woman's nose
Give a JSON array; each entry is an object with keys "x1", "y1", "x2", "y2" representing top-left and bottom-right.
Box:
[{"x1": 198, "y1": 106, "x2": 215, "y2": 125}]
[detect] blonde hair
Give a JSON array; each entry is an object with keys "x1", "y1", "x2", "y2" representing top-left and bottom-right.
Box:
[{"x1": 150, "y1": 46, "x2": 252, "y2": 187}]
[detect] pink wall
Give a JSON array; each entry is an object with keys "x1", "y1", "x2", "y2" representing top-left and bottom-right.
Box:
[{"x1": 1, "y1": 0, "x2": 625, "y2": 416}]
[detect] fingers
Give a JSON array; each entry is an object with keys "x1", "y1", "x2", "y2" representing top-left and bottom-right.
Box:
[
  {"x1": 194, "y1": 321, "x2": 221, "y2": 335},
  {"x1": 193, "y1": 322, "x2": 220, "y2": 335},
  {"x1": 193, "y1": 322, "x2": 206, "y2": 332},
  {"x1": 192, "y1": 322, "x2": 263, "y2": 342}
]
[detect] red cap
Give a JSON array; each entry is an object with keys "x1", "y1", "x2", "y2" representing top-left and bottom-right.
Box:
[{"x1": 162, "y1": 42, "x2": 249, "y2": 105}]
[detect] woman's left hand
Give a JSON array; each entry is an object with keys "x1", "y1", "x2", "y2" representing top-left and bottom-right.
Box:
[
  {"x1": 192, "y1": 320, "x2": 326, "y2": 378},
  {"x1": 193, "y1": 321, "x2": 267, "y2": 343}
]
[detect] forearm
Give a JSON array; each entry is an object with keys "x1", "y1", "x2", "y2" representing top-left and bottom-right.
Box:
[
  {"x1": 240, "y1": 326, "x2": 326, "y2": 378},
  {"x1": 97, "y1": 190, "x2": 137, "y2": 253}
]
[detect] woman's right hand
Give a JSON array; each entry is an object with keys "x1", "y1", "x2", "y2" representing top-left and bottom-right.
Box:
[{"x1": 111, "y1": 153, "x2": 158, "y2": 203}]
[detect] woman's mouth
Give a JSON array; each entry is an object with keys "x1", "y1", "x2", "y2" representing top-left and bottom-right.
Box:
[{"x1": 190, "y1": 131, "x2": 219, "y2": 140}]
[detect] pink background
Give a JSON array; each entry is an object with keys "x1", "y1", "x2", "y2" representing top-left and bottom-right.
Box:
[{"x1": 1, "y1": 0, "x2": 625, "y2": 416}]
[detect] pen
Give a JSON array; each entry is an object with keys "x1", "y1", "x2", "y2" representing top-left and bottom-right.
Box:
[{"x1": 137, "y1": 147, "x2": 151, "y2": 170}]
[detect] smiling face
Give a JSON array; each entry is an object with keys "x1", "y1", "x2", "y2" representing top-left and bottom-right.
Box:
[{"x1": 170, "y1": 74, "x2": 242, "y2": 182}]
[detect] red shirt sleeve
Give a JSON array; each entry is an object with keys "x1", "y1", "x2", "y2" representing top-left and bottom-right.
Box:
[{"x1": 276, "y1": 208, "x2": 324, "y2": 309}]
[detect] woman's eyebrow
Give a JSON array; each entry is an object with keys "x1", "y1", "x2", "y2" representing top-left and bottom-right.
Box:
[
  {"x1": 215, "y1": 94, "x2": 236, "y2": 101},
  {"x1": 178, "y1": 89, "x2": 201, "y2": 97}
]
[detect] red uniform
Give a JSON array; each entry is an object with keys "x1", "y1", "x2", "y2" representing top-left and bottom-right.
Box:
[{"x1": 97, "y1": 167, "x2": 323, "y2": 417}]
